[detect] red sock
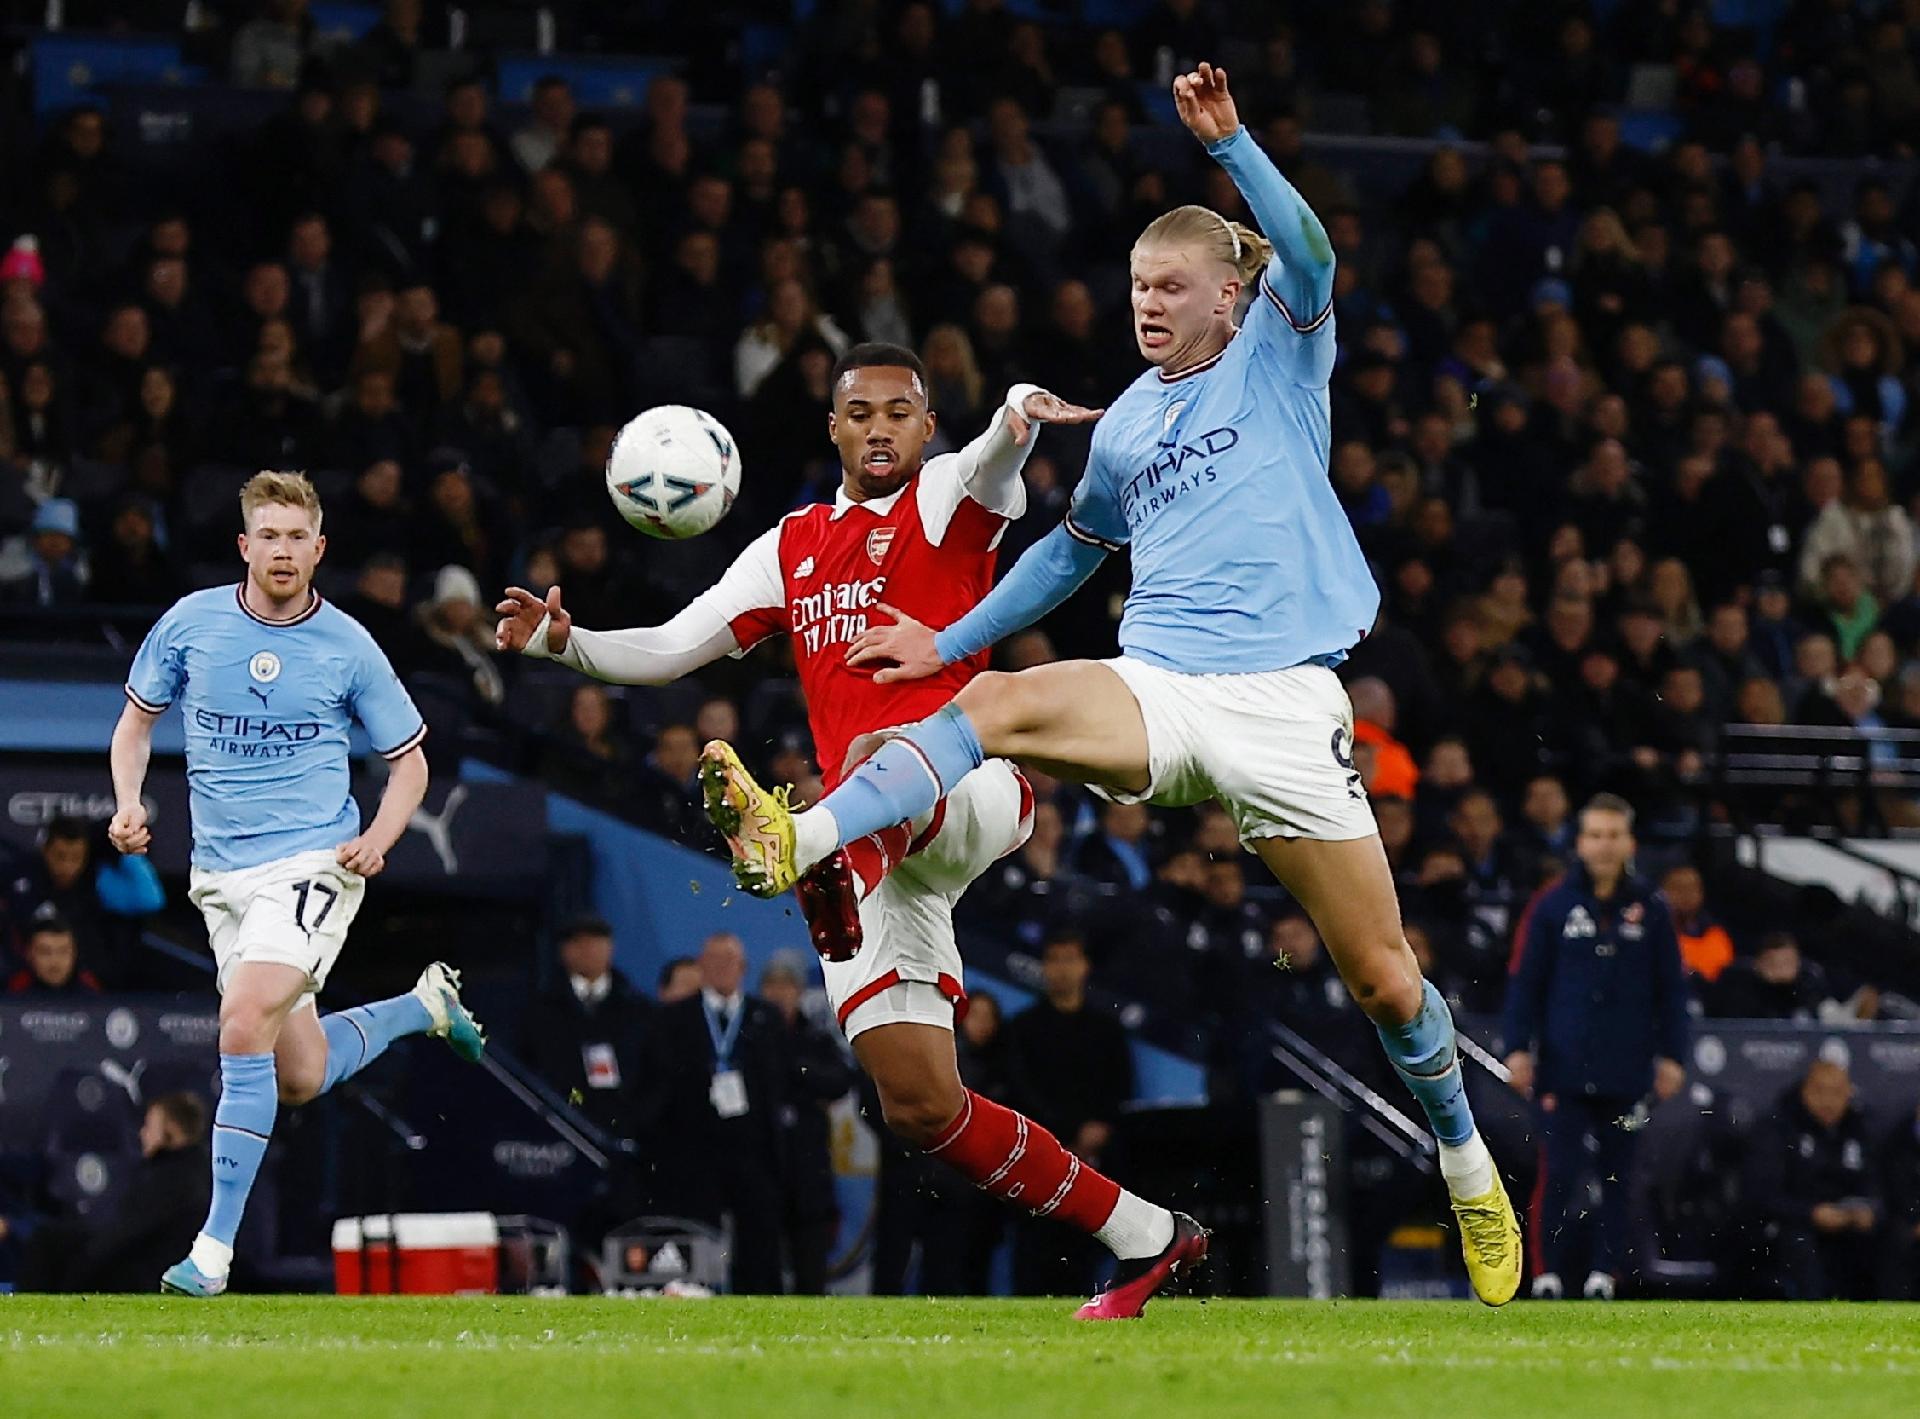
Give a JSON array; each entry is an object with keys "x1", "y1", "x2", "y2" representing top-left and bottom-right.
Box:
[
  {"x1": 843, "y1": 824, "x2": 914, "y2": 900},
  {"x1": 925, "y1": 1089, "x2": 1120, "y2": 1235}
]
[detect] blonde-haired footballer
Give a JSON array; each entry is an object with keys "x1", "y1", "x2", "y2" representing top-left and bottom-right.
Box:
[{"x1": 109, "y1": 471, "x2": 485, "y2": 1297}]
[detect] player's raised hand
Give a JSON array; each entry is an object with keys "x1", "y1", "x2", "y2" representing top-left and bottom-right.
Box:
[
  {"x1": 1173, "y1": 62, "x2": 1239, "y2": 144},
  {"x1": 1009, "y1": 391, "x2": 1105, "y2": 447},
  {"x1": 495, "y1": 584, "x2": 571, "y2": 654},
  {"x1": 335, "y1": 834, "x2": 385, "y2": 877},
  {"x1": 846, "y1": 603, "x2": 944, "y2": 683},
  {"x1": 108, "y1": 803, "x2": 150, "y2": 856}
]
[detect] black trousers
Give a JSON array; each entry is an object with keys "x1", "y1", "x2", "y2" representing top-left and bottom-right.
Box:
[{"x1": 1534, "y1": 1093, "x2": 1639, "y2": 1280}]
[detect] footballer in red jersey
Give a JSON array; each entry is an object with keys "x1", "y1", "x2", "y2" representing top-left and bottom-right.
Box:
[{"x1": 496, "y1": 344, "x2": 1204, "y2": 1317}]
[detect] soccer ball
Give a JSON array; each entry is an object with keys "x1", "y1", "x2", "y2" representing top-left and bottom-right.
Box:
[{"x1": 605, "y1": 405, "x2": 742, "y2": 540}]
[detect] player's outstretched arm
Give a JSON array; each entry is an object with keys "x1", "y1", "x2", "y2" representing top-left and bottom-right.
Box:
[
  {"x1": 1175, "y1": 62, "x2": 1333, "y2": 324},
  {"x1": 108, "y1": 702, "x2": 160, "y2": 855},
  {"x1": 338, "y1": 744, "x2": 428, "y2": 877},
  {"x1": 949, "y1": 384, "x2": 1105, "y2": 513},
  {"x1": 496, "y1": 584, "x2": 741, "y2": 685},
  {"x1": 846, "y1": 520, "x2": 1109, "y2": 683}
]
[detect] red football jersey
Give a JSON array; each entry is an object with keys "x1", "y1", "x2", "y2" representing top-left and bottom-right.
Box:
[{"x1": 696, "y1": 431, "x2": 1027, "y2": 788}]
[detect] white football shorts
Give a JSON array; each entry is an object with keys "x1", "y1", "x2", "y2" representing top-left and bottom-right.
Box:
[
  {"x1": 826, "y1": 757, "x2": 1034, "y2": 1041},
  {"x1": 1091, "y1": 656, "x2": 1377, "y2": 846},
  {"x1": 189, "y1": 848, "x2": 366, "y2": 1013}
]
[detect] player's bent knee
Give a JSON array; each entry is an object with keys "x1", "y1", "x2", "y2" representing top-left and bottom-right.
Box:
[
  {"x1": 955, "y1": 671, "x2": 1041, "y2": 750},
  {"x1": 876, "y1": 1078, "x2": 967, "y2": 1148},
  {"x1": 278, "y1": 1072, "x2": 322, "y2": 1106},
  {"x1": 1346, "y1": 945, "x2": 1422, "y2": 1025},
  {"x1": 218, "y1": 1002, "x2": 279, "y2": 1055}
]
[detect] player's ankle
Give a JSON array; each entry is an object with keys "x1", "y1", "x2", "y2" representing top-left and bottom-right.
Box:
[
  {"x1": 793, "y1": 805, "x2": 840, "y2": 875},
  {"x1": 188, "y1": 1233, "x2": 234, "y2": 1279},
  {"x1": 1437, "y1": 1130, "x2": 1496, "y2": 1199}
]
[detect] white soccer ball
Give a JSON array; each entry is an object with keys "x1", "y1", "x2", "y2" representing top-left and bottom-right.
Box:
[{"x1": 605, "y1": 405, "x2": 742, "y2": 540}]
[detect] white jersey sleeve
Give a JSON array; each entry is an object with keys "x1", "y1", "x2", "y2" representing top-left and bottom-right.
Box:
[
  {"x1": 522, "y1": 526, "x2": 788, "y2": 683},
  {"x1": 916, "y1": 383, "x2": 1042, "y2": 545}
]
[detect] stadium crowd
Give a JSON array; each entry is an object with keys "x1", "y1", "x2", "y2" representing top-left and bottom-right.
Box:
[{"x1": 5, "y1": 0, "x2": 1920, "y2": 1298}]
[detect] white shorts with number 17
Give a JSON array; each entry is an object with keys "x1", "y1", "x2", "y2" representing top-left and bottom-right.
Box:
[
  {"x1": 189, "y1": 848, "x2": 366, "y2": 1012},
  {"x1": 1090, "y1": 657, "x2": 1377, "y2": 846}
]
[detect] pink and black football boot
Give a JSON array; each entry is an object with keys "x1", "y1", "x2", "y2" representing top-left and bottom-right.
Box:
[
  {"x1": 794, "y1": 848, "x2": 863, "y2": 963},
  {"x1": 1074, "y1": 1212, "x2": 1210, "y2": 1320}
]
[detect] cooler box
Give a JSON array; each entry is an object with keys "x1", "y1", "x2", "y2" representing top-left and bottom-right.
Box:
[{"x1": 332, "y1": 1212, "x2": 501, "y2": 1295}]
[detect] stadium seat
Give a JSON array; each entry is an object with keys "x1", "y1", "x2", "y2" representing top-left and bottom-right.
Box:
[
  {"x1": 30, "y1": 32, "x2": 206, "y2": 118},
  {"x1": 494, "y1": 52, "x2": 678, "y2": 109},
  {"x1": 42, "y1": 1067, "x2": 141, "y2": 1156}
]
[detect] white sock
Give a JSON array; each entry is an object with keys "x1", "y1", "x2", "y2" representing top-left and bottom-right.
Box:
[
  {"x1": 188, "y1": 1233, "x2": 235, "y2": 1278},
  {"x1": 1094, "y1": 1189, "x2": 1176, "y2": 1261},
  {"x1": 792, "y1": 805, "x2": 840, "y2": 875},
  {"x1": 1437, "y1": 1130, "x2": 1497, "y2": 1201}
]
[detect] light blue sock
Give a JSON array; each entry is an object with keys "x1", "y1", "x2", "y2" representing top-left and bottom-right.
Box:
[
  {"x1": 1376, "y1": 980, "x2": 1476, "y2": 1147},
  {"x1": 205, "y1": 1051, "x2": 277, "y2": 1249},
  {"x1": 319, "y1": 994, "x2": 434, "y2": 1093},
  {"x1": 819, "y1": 704, "x2": 985, "y2": 849}
]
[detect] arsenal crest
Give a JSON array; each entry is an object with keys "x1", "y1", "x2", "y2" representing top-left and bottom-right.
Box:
[{"x1": 866, "y1": 526, "x2": 896, "y2": 565}]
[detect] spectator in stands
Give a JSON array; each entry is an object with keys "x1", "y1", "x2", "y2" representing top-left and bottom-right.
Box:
[
  {"x1": 230, "y1": 0, "x2": 313, "y2": 91},
  {"x1": 414, "y1": 565, "x2": 506, "y2": 710},
  {"x1": 1660, "y1": 863, "x2": 1734, "y2": 987},
  {"x1": 0, "y1": 497, "x2": 87, "y2": 605},
  {"x1": 16, "y1": 1092, "x2": 209, "y2": 1292},
  {"x1": 1798, "y1": 460, "x2": 1916, "y2": 608},
  {"x1": 631, "y1": 723, "x2": 704, "y2": 846},
  {"x1": 759, "y1": 951, "x2": 853, "y2": 1295},
  {"x1": 1812, "y1": 553, "x2": 1880, "y2": 663},
  {"x1": 1348, "y1": 677, "x2": 1419, "y2": 800},
  {"x1": 643, "y1": 931, "x2": 789, "y2": 1293},
  {"x1": 349, "y1": 281, "x2": 464, "y2": 416},
  {"x1": 5, "y1": 911, "x2": 100, "y2": 996},
  {"x1": 1072, "y1": 801, "x2": 1155, "y2": 894},
  {"x1": 1708, "y1": 931, "x2": 1835, "y2": 1020},
  {"x1": 524, "y1": 915, "x2": 653, "y2": 1140},
  {"x1": 1504, "y1": 793, "x2": 1688, "y2": 1300},
  {"x1": 538, "y1": 682, "x2": 636, "y2": 811},
  {"x1": 87, "y1": 493, "x2": 178, "y2": 606},
  {"x1": 1745, "y1": 1058, "x2": 1883, "y2": 1300},
  {"x1": 6, "y1": 815, "x2": 162, "y2": 983},
  {"x1": 1516, "y1": 774, "x2": 1575, "y2": 871},
  {"x1": 1003, "y1": 929, "x2": 1131, "y2": 1297}
]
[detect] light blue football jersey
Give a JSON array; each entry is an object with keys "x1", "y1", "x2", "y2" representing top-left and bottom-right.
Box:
[
  {"x1": 125, "y1": 586, "x2": 426, "y2": 872},
  {"x1": 1064, "y1": 253, "x2": 1379, "y2": 676}
]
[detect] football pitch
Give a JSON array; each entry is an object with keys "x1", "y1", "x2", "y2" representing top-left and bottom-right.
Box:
[{"x1": 6, "y1": 1296, "x2": 1919, "y2": 1419}]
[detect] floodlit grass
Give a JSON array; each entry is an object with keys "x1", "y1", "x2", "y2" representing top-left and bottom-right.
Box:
[{"x1": 6, "y1": 1295, "x2": 1919, "y2": 1418}]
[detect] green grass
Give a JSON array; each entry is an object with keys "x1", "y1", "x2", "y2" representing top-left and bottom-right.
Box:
[{"x1": 5, "y1": 1296, "x2": 1920, "y2": 1419}]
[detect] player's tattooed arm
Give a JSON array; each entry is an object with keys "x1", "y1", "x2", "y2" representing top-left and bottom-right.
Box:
[{"x1": 1177, "y1": 61, "x2": 1333, "y2": 320}]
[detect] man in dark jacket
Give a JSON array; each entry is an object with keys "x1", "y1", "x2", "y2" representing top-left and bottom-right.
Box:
[
  {"x1": 1503, "y1": 793, "x2": 1689, "y2": 1300},
  {"x1": 1003, "y1": 930, "x2": 1132, "y2": 1296},
  {"x1": 759, "y1": 952, "x2": 854, "y2": 1295},
  {"x1": 1883, "y1": 1098, "x2": 1920, "y2": 1300},
  {"x1": 1744, "y1": 1059, "x2": 1882, "y2": 1300},
  {"x1": 18, "y1": 1093, "x2": 209, "y2": 1291},
  {"x1": 523, "y1": 917, "x2": 653, "y2": 1141},
  {"x1": 642, "y1": 931, "x2": 791, "y2": 1293}
]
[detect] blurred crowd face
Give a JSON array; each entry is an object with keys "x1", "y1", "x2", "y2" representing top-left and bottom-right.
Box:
[
  {"x1": 1524, "y1": 776, "x2": 1569, "y2": 832},
  {"x1": 1800, "y1": 1059, "x2": 1852, "y2": 1129},
  {"x1": 1575, "y1": 804, "x2": 1633, "y2": 881},
  {"x1": 570, "y1": 685, "x2": 614, "y2": 747},
  {"x1": 1662, "y1": 865, "x2": 1704, "y2": 919},
  {"x1": 561, "y1": 927, "x2": 615, "y2": 985},
  {"x1": 28, "y1": 927, "x2": 78, "y2": 989},
  {"x1": 653, "y1": 725, "x2": 699, "y2": 783},
  {"x1": 1040, "y1": 937, "x2": 1090, "y2": 1004},
  {"x1": 699, "y1": 933, "x2": 747, "y2": 997}
]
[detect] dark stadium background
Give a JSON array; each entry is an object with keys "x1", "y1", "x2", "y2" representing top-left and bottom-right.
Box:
[{"x1": 1, "y1": 0, "x2": 1918, "y2": 1302}]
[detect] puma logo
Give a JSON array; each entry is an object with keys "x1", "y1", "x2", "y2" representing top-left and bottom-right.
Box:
[
  {"x1": 248, "y1": 686, "x2": 272, "y2": 711},
  {"x1": 406, "y1": 784, "x2": 468, "y2": 872}
]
